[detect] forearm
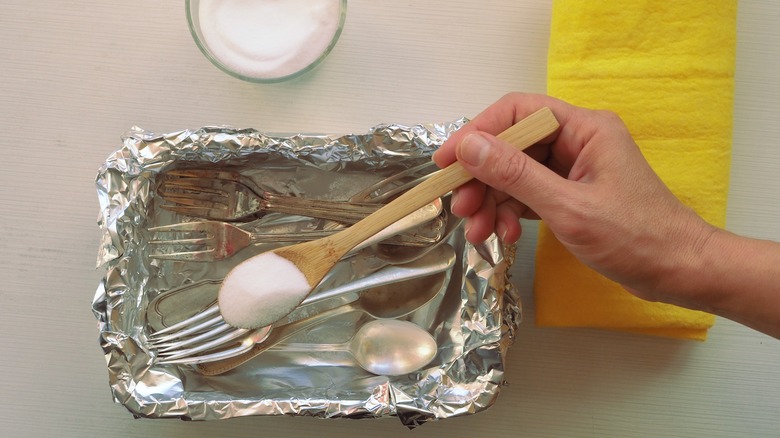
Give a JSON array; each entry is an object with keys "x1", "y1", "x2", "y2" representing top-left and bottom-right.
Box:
[{"x1": 683, "y1": 228, "x2": 780, "y2": 338}]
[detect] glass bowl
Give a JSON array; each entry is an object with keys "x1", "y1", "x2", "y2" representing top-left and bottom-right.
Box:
[{"x1": 186, "y1": 0, "x2": 347, "y2": 83}]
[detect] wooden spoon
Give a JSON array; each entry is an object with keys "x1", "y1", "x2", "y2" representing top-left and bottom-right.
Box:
[{"x1": 218, "y1": 107, "x2": 560, "y2": 329}]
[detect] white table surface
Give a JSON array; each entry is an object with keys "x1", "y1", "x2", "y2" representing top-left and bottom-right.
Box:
[{"x1": 1, "y1": 2, "x2": 779, "y2": 437}]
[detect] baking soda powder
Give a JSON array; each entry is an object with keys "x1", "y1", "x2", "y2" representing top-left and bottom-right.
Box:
[
  {"x1": 219, "y1": 251, "x2": 311, "y2": 328},
  {"x1": 197, "y1": 0, "x2": 343, "y2": 80}
]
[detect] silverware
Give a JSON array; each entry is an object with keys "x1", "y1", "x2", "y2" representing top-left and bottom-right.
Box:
[
  {"x1": 148, "y1": 199, "x2": 445, "y2": 262},
  {"x1": 158, "y1": 168, "x2": 381, "y2": 222},
  {"x1": 348, "y1": 161, "x2": 438, "y2": 203},
  {"x1": 193, "y1": 262, "x2": 450, "y2": 375},
  {"x1": 163, "y1": 262, "x2": 449, "y2": 369},
  {"x1": 149, "y1": 244, "x2": 456, "y2": 364}
]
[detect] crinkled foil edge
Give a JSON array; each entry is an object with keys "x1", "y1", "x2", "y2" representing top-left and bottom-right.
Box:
[{"x1": 92, "y1": 121, "x2": 522, "y2": 428}]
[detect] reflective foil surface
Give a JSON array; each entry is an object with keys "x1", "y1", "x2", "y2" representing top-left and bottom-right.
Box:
[{"x1": 93, "y1": 121, "x2": 521, "y2": 428}]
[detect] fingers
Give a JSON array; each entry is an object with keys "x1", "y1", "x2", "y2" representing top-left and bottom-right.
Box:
[
  {"x1": 455, "y1": 131, "x2": 571, "y2": 221},
  {"x1": 433, "y1": 92, "x2": 576, "y2": 167},
  {"x1": 495, "y1": 200, "x2": 525, "y2": 243},
  {"x1": 462, "y1": 192, "x2": 497, "y2": 243},
  {"x1": 433, "y1": 92, "x2": 598, "y2": 245},
  {"x1": 449, "y1": 180, "x2": 485, "y2": 217},
  {"x1": 452, "y1": 186, "x2": 529, "y2": 244}
]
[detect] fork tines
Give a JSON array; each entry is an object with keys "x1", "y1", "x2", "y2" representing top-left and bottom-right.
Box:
[
  {"x1": 148, "y1": 222, "x2": 216, "y2": 261},
  {"x1": 158, "y1": 183, "x2": 231, "y2": 217}
]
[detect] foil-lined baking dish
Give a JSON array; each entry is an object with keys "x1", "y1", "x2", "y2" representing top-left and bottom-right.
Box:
[{"x1": 92, "y1": 121, "x2": 521, "y2": 428}]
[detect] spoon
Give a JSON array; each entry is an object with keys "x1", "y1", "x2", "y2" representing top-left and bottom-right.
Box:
[
  {"x1": 218, "y1": 108, "x2": 560, "y2": 329},
  {"x1": 195, "y1": 260, "x2": 451, "y2": 375},
  {"x1": 148, "y1": 242, "x2": 455, "y2": 343},
  {"x1": 269, "y1": 319, "x2": 437, "y2": 376}
]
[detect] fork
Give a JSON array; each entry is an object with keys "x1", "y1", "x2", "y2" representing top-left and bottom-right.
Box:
[
  {"x1": 348, "y1": 161, "x2": 438, "y2": 204},
  {"x1": 147, "y1": 210, "x2": 459, "y2": 357},
  {"x1": 149, "y1": 244, "x2": 455, "y2": 364},
  {"x1": 148, "y1": 199, "x2": 445, "y2": 262},
  {"x1": 158, "y1": 169, "x2": 381, "y2": 222}
]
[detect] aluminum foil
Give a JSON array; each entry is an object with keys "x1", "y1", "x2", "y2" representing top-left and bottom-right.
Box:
[{"x1": 92, "y1": 121, "x2": 522, "y2": 428}]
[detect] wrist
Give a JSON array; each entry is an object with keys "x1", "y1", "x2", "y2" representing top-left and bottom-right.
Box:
[
  {"x1": 701, "y1": 229, "x2": 780, "y2": 325},
  {"x1": 638, "y1": 209, "x2": 721, "y2": 311},
  {"x1": 668, "y1": 224, "x2": 730, "y2": 313},
  {"x1": 669, "y1": 224, "x2": 780, "y2": 337}
]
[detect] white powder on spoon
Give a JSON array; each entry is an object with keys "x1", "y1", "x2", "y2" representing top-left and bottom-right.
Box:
[
  {"x1": 219, "y1": 251, "x2": 311, "y2": 328},
  {"x1": 197, "y1": 0, "x2": 343, "y2": 80}
]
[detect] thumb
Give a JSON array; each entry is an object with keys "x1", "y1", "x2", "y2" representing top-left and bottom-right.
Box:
[{"x1": 455, "y1": 131, "x2": 570, "y2": 216}]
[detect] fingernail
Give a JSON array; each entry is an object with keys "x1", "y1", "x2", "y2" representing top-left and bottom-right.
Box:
[
  {"x1": 450, "y1": 191, "x2": 459, "y2": 212},
  {"x1": 458, "y1": 133, "x2": 491, "y2": 166},
  {"x1": 496, "y1": 223, "x2": 508, "y2": 242}
]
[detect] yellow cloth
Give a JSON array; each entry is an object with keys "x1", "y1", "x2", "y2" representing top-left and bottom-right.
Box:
[{"x1": 537, "y1": 1, "x2": 737, "y2": 340}]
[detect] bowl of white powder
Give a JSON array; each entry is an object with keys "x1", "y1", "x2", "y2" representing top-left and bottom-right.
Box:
[{"x1": 186, "y1": 0, "x2": 347, "y2": 83}]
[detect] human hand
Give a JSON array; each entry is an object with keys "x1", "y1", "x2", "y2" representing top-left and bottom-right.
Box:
[{"x1": 433, "y1": 93, "x2": 716, "y2": 304}]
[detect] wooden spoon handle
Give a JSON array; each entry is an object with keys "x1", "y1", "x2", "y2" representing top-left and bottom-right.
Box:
[{"x1": 332, "y1": 107, "x2": 560, "y2": 253}]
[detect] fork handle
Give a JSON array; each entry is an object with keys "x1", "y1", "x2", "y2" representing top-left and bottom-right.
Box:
[
  {"x1": 249, "y1": 229, "x2": 433, "y2": 247},
  {"x1": 349, "y1": 161, "x2": 438, "y2": 204},
  {"x1": 196, "y1": 302, "x2": 360, "y2": 376},
  {"x1": 262, "y1": 194, "x2": 381, "y2": 224}
]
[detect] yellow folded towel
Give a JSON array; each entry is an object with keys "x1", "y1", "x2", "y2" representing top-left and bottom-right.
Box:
[{"x1": 537, "y1": 1, "x2": 737, "y2": 340}]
